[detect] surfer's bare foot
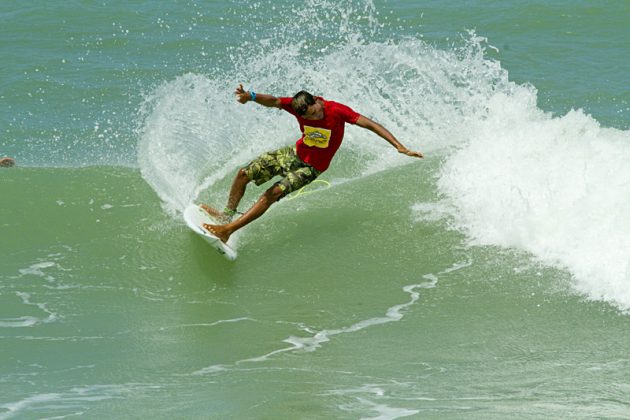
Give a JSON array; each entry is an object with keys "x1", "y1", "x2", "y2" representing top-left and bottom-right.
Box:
[
  {"x1": 202, "y1": 223, "x2": 231, "y2": 244},
  {"x1": 200, "y1": 203, "x2": 232, "y2": 223}
]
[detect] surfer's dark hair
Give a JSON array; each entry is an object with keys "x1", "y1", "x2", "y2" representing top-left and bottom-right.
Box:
[{"x1": 291, "y1": 91, "x2": 316, "y2": 116}]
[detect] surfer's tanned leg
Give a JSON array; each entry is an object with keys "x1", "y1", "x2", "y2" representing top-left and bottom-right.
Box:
[
  {"x1": 226, "y1": 168, "x2": 249, "y2": 213},
  {"x1": 199, "y1": 204, "x2": 230, "y2": 222},
  {"x1": 201, "y1": 168, "x2": 250, "y2": 222},
  {"x1": 203, "y1": 184, "x2": 283, "y2": 243}
]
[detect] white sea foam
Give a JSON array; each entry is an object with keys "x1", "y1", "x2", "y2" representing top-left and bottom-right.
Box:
[
  {"x1": 0, "y1": 292, "x2": 60, "y2": 328},
  {"x1": 193, "y1": 283, "x2": 427, "y2": 375},
  {"x1": 437, "y1": 87, "x2": 630, "y2": 311},
  {"x1": 411, "y1": 201, "x2": 457, "y2": 223},
  {"x1": 331, "y1": 384, "x2": 421, "y2": 420},
  {"x1": 158, "y1": 317, "x2": 255, "y2": 331},
  {"x1": 239, "y1": 282, "x2": 431, "y2": 365},
  {"x1": 18, "y1": 262, "x2": 57, "y2": 280},
  {"x1": 0, "y1": 384, "x2": 157, "y2": 420},
  {"x1": 193, "y1": 262, "x2": 469, "y2": 375},
  {"x1": 0, "y1": 316, "x2": 42, "y2": 328}
]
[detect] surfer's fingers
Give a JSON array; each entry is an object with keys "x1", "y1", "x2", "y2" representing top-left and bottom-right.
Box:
[{"x1": 235, "y1": 85, "x2": 249, "y2": 103}]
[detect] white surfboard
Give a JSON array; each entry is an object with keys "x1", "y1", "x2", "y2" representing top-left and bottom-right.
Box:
[{"x1": 183, "y1": 204, "x2": 237, "y2": 261}]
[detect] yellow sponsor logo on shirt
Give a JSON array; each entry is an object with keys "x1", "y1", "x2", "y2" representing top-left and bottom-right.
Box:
[{"x1": 303, "y1": 126, "x2": 332, "y2": 148}]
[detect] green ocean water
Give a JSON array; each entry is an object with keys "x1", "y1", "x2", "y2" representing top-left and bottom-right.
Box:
[{"x1": 2, "y1": 1, "x2": 630, "y2": 418}]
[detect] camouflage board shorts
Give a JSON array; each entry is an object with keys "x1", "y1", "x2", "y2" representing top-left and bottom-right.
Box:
[{"x1": 243, "y1": 145, "x2": 321, "y2": 198}]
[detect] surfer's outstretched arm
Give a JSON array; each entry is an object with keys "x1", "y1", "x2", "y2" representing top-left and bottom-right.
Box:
[
  {"x1": 235, "y1": 84, "x2": 281, "y2": 108},
  {"x1": 355, "y1": 115, "x2": 424, "y2": 159}
]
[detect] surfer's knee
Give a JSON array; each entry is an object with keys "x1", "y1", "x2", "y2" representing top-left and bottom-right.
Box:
[
  {"x1": 236, "y1": 168, "x2": 250, "y2": 183},
  {"x1": 263, "y1": 185, "x2": 284, "y2": 203}
]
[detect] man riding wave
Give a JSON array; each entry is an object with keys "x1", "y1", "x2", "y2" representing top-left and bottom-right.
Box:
[{"x1": 201, "y1": 84, "x2": 423, "y2": 243}]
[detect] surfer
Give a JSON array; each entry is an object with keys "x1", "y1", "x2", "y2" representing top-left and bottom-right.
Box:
[
  {"x1": 202, "y1": 84, "x2": 423, "y2": 243},
  {"x1": 0, "y1": 157, "x2": 15, "y2": 167}
]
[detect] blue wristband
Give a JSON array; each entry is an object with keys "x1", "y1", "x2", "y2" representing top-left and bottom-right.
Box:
[{"x1": 250, "y1": 91, "x2": 256, "y2": 102}]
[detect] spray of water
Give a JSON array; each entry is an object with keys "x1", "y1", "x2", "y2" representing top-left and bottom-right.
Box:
[
  {"x1": 137, "y1": 0, "x2": 630, "y2": 311},
  {"x1": 437, "y1": 89, "x2": 630, "y2": 311},
  {"x1": 137, "y1": 1, "x2": 504, "y2": 211}
]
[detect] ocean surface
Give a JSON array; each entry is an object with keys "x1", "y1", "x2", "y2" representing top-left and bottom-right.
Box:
[{"x1": 2, "y1": 0, "x2": 630, "y2": 418}]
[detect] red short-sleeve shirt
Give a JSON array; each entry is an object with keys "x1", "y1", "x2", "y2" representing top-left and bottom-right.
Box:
[{"x1": 280, "y1": 97, "x2": 361, "y2": 172}]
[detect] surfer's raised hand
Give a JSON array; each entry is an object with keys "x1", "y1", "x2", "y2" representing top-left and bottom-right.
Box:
[
  {"x1": 235, "y1": 84, "x2": 251, "y2": 104},
  {"x1": 234, "y1": 86, "x2": 281, "y2": 108},
  {"x1": 397, "y1": 147, "x2": 424, "y2": 159}
]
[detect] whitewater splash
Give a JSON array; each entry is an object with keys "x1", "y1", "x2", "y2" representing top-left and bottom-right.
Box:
[
  {"x1": 137, "y1": 0, "x2": 630, "y2": 311},
  {"x1": 436, "y1": 87, "x2": 630, "y2": 312},
  {"x1": 136, "y1": 1, "x2": 502, "y2": 213}
]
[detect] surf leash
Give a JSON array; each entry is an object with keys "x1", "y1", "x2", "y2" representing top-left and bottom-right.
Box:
[{"x1": 285, "y1": 179, "x2": 331, "y2": 201}]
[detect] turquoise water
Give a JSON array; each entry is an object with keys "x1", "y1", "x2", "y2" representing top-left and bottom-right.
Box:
[{"x1": 2, "y1": 1, "x2": 630, "y2": 418}]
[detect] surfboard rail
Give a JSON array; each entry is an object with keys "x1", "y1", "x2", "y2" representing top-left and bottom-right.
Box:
[{"x1": 183, "y1": 204, "x2": 238, "y2": 261}]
